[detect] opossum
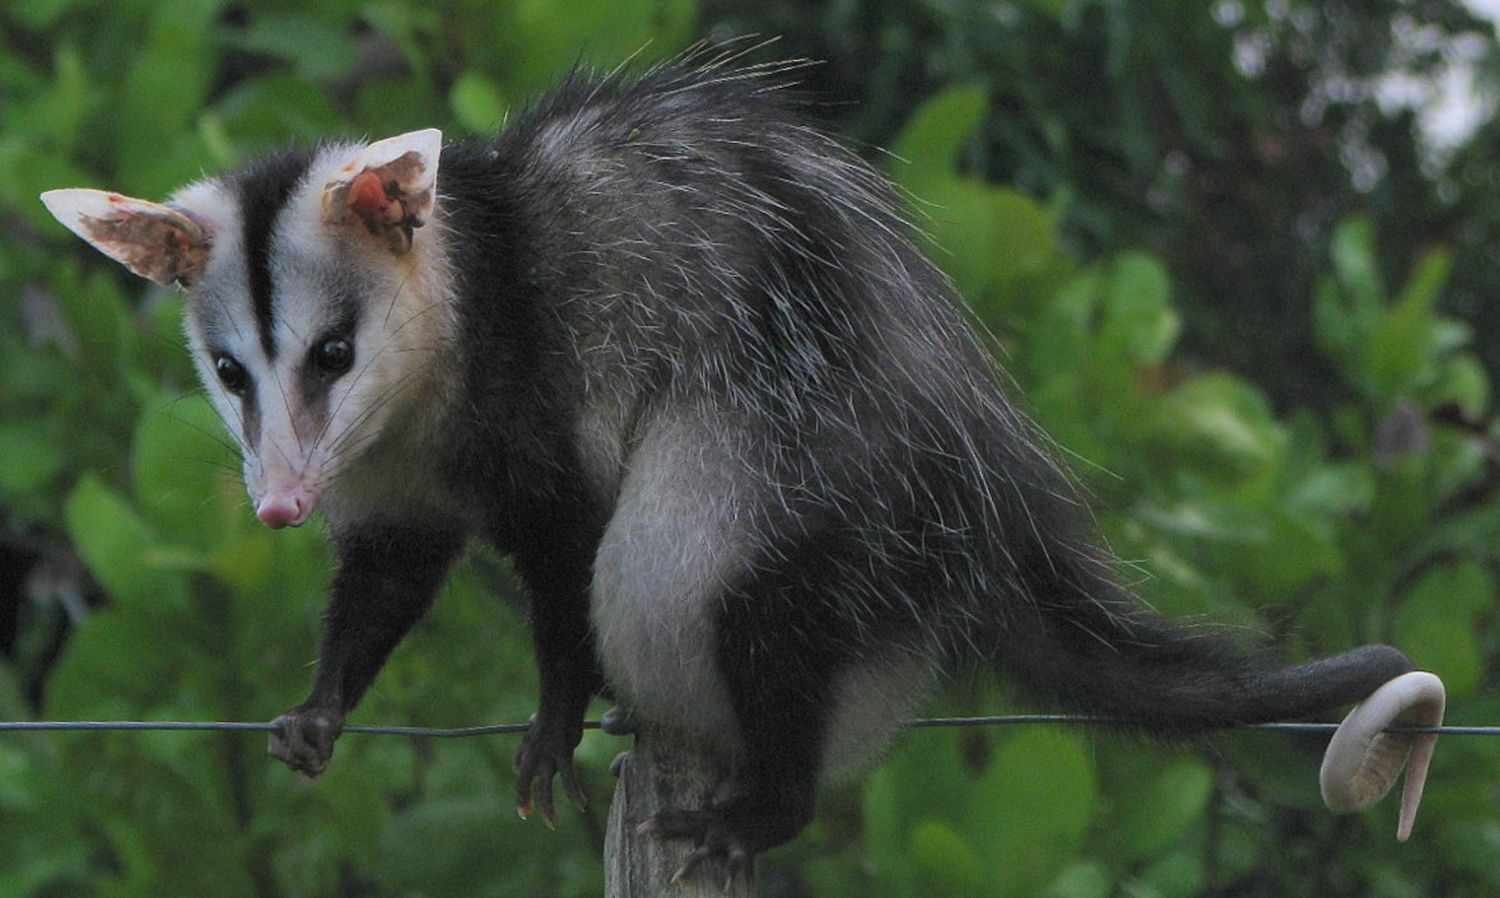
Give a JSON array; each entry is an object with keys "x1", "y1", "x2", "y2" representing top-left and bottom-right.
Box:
[{"x1": 42, "y1": 49, "x2": 1442, "y2": 880}]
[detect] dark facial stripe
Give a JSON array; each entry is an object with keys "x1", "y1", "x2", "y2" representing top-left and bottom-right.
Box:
[{"x1": 234, "y1": 147, "x2": 319, "y2": 361}]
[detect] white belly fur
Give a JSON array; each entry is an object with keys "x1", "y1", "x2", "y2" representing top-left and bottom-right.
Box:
[{"x1": 590, "y1": 410, "x2": 752, "y2": 754}]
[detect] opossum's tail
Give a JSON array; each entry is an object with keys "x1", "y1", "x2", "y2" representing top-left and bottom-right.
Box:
[{"x1": 994, "y1": 567, "x2": 1414, "y2": 730}]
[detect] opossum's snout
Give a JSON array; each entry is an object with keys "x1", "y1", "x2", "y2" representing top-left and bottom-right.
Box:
[
  {"x1": 247, "y1": 438, "x2": 325, "y2": 529},
  {"x1": 255, "y1": 487, "x2": 318, "y2": 529}
]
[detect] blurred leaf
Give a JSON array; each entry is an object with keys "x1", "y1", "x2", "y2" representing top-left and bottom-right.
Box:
[
  {"x1": 50, "y1": 266, "x2": 128, "y2": 381},
  {"x1": 133, "y1": 394, "x2": 238, "y2": 550},
  {"x1": 911, "y1": 819, "x2": 985, "y2": 898},
  {"x1": 891, "y1": 85, "x2": 989, "y2": 189},
  {"x1": 500, "y1": 0, "x2": 697, "y2": 94},
  {"x1": 1099, "y1": 252, "x2": 1179, "y2": 365},
  {"x1": 5, "y1": 0, "x2": 86, "y2": 29},
  {"x1": 1148, "y1": 374, "x2": 1282, "y2": 477},
  {"x1": 1132, "y1": 851, "x2": 1204, "y2": 898},
  {"x1": 64, "y1": 473, "x2": 183, "y2": 614},
  {"x1": 1392, "y1": 251, "x2": 1451, "y2": 316},
  {"x1": 1393, "y1": 561, "x2": 1490, "y2": 697},
  {"x1": 361, "y1": 1, "x2": 441, "y2": 77},
  {"x1": 372, "y1": 795, "x2": 574, "y2": 895},
  {"x1": 218, "y1": 73, "x2": 345, "y2": 145},
  {"x1": 1039, "y1": 861, "x2": 1112, "y2": 898},
  {"x1": 354, "y1": 78, "x2": 445, "y2": 138},
  {"x1": 449, "y1": 72, "x2": 507, "y2": 134},
  {"x1": 1105, "y1": 760, "x2": 1212, "y2": 861},
  {"x1": 0, "y1": 420, "x2": 63, "y2": 497},
  {"x1": 968, "y1": 729, "x2": 1096, "y2": 897},
  {"x1": 231, "y1": 14, "x2": 360, "y2": 80},
  {"x1": 1425, "y1": 353, "x2": 1490, "y2": 419},
  {"x1": 1330, "y1": 216, "x2": 1383, "y2": 314},
  {"x1": 117, "y1": 0, "x2": 221, "y2": 195},
  {"x1": 863, "y1": 767, "x2": 919, "y2": 897}
]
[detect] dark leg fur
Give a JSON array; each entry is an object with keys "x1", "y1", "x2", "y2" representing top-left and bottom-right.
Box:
[
  {"x1": 642, "y1": 561, "x2": 836, "y2": 879},
  {"x1": 510, "y1": 551, "x2": 604, "y2": 827},
  {"x1": 269, "y1": 525, "x2": 465, "y2": 776}
]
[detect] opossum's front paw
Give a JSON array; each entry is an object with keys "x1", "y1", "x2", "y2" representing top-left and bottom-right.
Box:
[
  {"x1": 515, "y1": 712, "x2": 586, "y2": 828},
  {"x1": 268, "y1": 704, "x2": 344, "y2": 778}
]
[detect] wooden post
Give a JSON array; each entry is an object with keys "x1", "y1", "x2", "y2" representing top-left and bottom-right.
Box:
[{"x1": 605, "y1": 726, "x2": 755, "y2": 897}]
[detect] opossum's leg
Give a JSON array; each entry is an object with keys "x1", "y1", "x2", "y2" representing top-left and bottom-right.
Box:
[
  {"x1": 642, "y1": 576, "x2": 832, "y2": 880},
  {"x1": 512, "y1": 549, "x2": 605, "y2": 827},
  {"x1": 269, "y1": 525, "x2": 465, "y2": 776},
  {"x1": 640, "y1": 703, "x2": 823, "y2": 883}
]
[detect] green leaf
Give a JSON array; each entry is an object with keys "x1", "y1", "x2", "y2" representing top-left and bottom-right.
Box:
[
  {"x1": 372, "y1": 796, "x2": 568, "y2": 894},
  {"x1": 449, "y1": 72, "x2": 507, "y2": 134},
  {"x1": 1330, "y1": 216, "x2": 1384, "y2": 313},
  {"x1": 1424, "y1": 353, "x2": 1490, "y2": 418},
  {"x1": 232, "y1": 14, "x2": 360, "y2": 80},
  {"x1": 1028, "y1": 267, "x2": 1103, "y2": 387},
  {"x1": 1106, "y1": 760, "x2": 1213, "y2": 861},
  {"x1": 1040, "y1": 862, "x2": 1112, "y2": 898},
  {"x1": 891, "y1": 85, "x2": 989, "y2": 190},
  {"x1": 499, "y1": 0, "x2": 696, "y2": 95},
  {"x1": 116, "y1": 0, "x2": 221, "y2": 195},
  {"x1": 65, "y1": 473, "x2": 180, "y2": 613},
  {"x1": 863, "y1": 767, "x2": 919, "y2": 897},
  {"x1": 50, "y1": 265, "x2": 131, "y2": 387},
  {"x1": 988, "y1": 187, "x2": 1059, "y2": 290},
  {"x1": 1393, "y1": 250, "x2": 1451, "y2": 316},
  {"x1": 133, "y1": 394, "x2": 238, "y2": 549},
  {"x1": 967, "y1": 729, "x2": 1096, "y2": 898},
  {"x1": 354, "y1": 78, "x2": 446, "y2": 138},
  {"x1": 911, "y1": 819, "x2": 985, "y2": 898},
  {"x1": 1393, "y1": 562, "x2": 1490, "y2": 697},
  {"x1": 5, "y1": 0, "x2": 84, "y2": 29},
  {"x1": 1099, "y1": 252, "x2": 1179, "y2": 365},
  {"x1": 1134, "y1": 851, "x2": 1206, "y2": 898},
  {"x1": 218, "y1": 73, "x2": 345, "y2": 145},
  {"x1": 1148, "y1": 374, "x2": 1283, "y2": 477},
  {"x1": 0, "y1": 420, "x2": 63, "y2": 497}
]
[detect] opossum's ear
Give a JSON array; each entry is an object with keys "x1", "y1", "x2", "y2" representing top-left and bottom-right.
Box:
[
  {"x1": 321, "y1": 128, "x2": 442, "y2": 255},
  {"x1": 39, "y1": 189, "x2": 213, "y2": 287}
]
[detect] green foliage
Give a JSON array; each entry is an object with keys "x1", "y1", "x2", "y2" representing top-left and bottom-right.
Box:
[{"x1": 1, "y1": 3, "x2": 1497, "y2": 898}]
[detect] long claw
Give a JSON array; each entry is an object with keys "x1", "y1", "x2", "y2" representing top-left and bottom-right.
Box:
[
  {"x1": 1320, "y1": 670, "x2": 1446, "y2": 839},
  {"x1": 538, "y1": 768, "x2": 558, "y2": 830},
  {"x1": 560, "y1": 757, "x2": 588, "y2": 810}
]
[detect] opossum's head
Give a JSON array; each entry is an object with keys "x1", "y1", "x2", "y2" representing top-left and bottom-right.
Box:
[{"x1": 41, "y1": 130, "x2": 453, "y2": 529}]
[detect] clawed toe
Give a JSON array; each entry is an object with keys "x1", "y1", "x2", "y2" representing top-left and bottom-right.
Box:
[
  {"x1": 639, "y1": 807, "x2": 755, "y2": 887},
  {"x1": 515, "y1": 713, "x2": 587, "y2": 828}
]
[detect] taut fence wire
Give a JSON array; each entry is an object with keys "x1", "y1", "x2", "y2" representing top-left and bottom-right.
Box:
[{"x1": 0, "y1": 715, "x2": 1491, "y2": 736}]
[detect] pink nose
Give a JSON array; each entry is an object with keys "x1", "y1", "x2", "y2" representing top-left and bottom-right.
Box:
[{"x1": 255, "y1": 492, "x2": 315, "y2": 529}]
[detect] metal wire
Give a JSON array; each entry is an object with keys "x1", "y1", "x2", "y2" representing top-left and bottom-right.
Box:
[{"x1": 0, "y1": 716, "x2": 1490, "y2": 736}]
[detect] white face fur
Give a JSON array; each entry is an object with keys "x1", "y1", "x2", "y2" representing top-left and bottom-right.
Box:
[{"x1": 41, "y1": 130, "x2": 455, "y2": 530}]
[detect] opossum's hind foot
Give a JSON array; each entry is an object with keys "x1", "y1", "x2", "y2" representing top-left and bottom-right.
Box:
[
  {"x1": 268, "y1": 704, "x2": 344, "y2": 779},
  {"x1": 515, "y1": 711, "x2": 587, "y2": 829},
  {"x1": 638, "y1": 805, "x2": 754, "y2": 888},
  {"x1": 638, "y1": 786, "x2": 812, "y2": 886}
]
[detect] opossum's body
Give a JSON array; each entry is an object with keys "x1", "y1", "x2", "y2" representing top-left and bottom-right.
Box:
[{"x1": 43, "y1": 53, "x2": 1435, "y2": 873}]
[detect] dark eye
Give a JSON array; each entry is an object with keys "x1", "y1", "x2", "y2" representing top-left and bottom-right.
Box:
[
  {"x1": 214, "y1": 354, "x2": 248, "y2": 394},
  {"x1": 314, "y1": 337, "x2": 354, "y2": 376}
]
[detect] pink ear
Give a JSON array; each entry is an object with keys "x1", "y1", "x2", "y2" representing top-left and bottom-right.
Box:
[
  {"x1": 40, "y1": 189, "x2": 212, "y2": 286},
  {"x1": 321, "y1": 129, "x2": 442, "y2": 255}
]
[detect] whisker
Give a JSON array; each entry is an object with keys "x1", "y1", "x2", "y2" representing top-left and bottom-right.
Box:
[{"x1": 269, "y1": 367, "x2": 304, "y2": 454}]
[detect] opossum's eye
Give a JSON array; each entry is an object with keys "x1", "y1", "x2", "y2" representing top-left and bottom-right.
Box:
[
  {"x1": 214, "y1": 354, "x2": 249, "y2": 395},
  {"x1": 314, "y1": 337, "x2": 354, "y2": 377}
]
